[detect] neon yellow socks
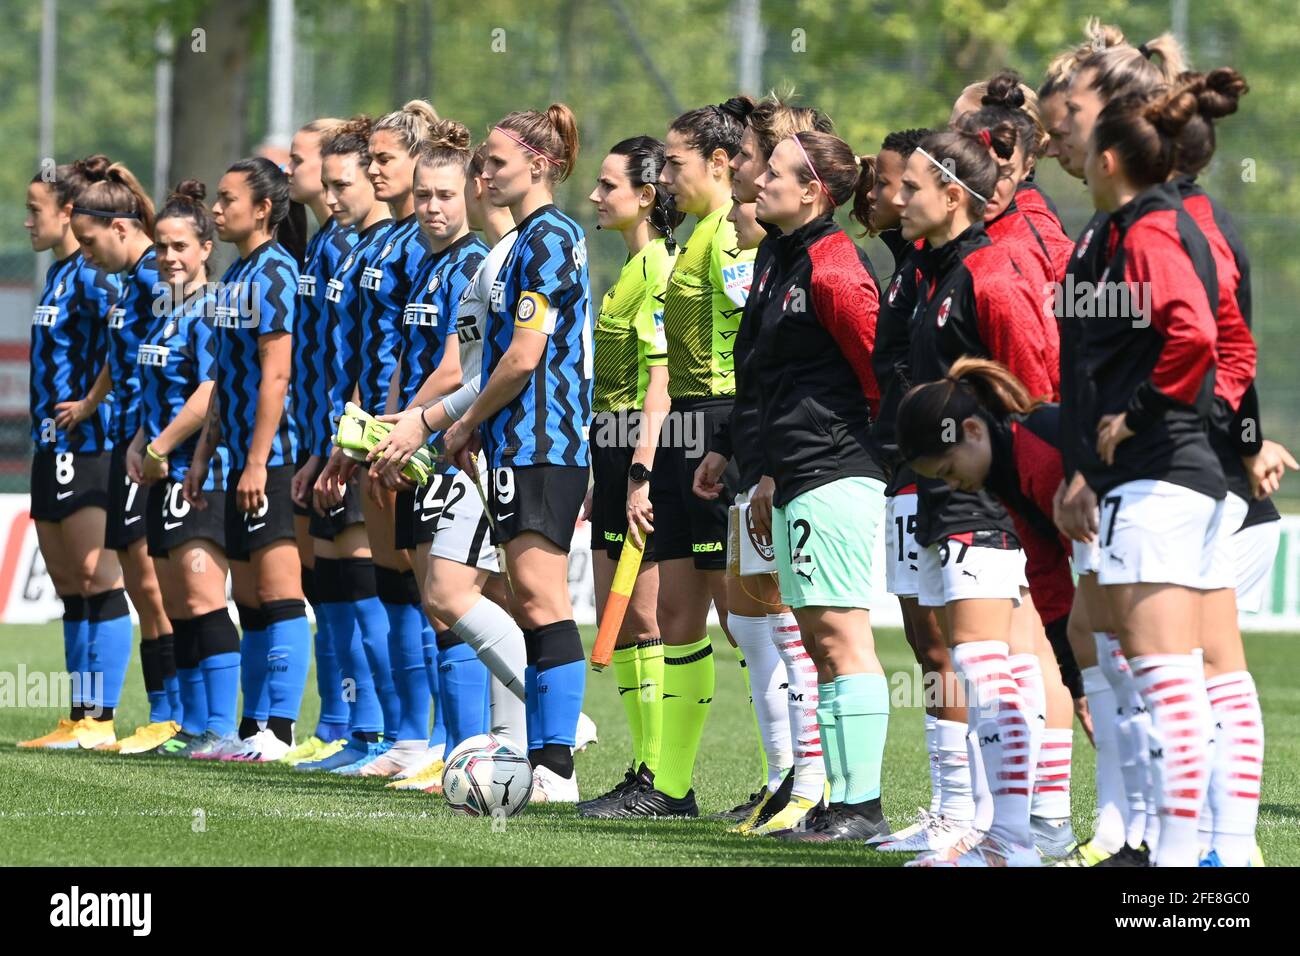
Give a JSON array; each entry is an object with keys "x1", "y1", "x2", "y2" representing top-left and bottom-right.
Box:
[
  {"x1": 655, "y1": 636, "x2": 714, "y2": 799},
  {"x1": 637, "y1": 639, "x2": 664, "y2": 773},
  {"x1": 613, "y1": 643, "x2": 643, "y2": 767}
]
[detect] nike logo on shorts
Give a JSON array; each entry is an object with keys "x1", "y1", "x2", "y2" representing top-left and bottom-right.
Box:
[
  {"x1": 420, "y1": 511, "x2": 439, "y2": 522},
  {"x1": 56, "y1": 491, "x2": 74, "y2": 500},
  {"x1": 124, "y1": 516, "x2": 142, "y2": 525},
  {"x1": 247, "y1": 522, "x2": 266, "y2": 532},
  {"x1": 164, "y1": 521, "x2": 183, "y2": 531},
  {"x1": 496, "y1": 512, "x2": 514, "y2": 521},
  {"x1": 329, "y1": 506, "x2": 345, "y2": 517}
]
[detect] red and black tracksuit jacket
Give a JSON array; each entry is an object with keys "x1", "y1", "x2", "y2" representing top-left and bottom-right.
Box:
[
  {"x1": 872, "y1": 228, "x2": 923, "y2": 495},
  {"x1": 986, "y1": 403, "x2": 1082, "y2": 697},
  {"x1": 1016, "y1": 181, "x2": 1074, "y2": 279},
  {"x1": 713, "y1": 221, "x2": 780, "y2": 490},
  {"x1": 750, "y1": 214, "x2": 883, "y2": 508},
  {"x1": 1076, "y1": 180, "x2": 1226, "y2": 500},
  {"x1": 907, "y1": 221, "x2": 1059, "y2": 546},
  {"x1": 1056, "y1": 207, "x2": 1111, "y2": 480},
  {"x1": 1174, "y1": 176, "x2": 1280, "y2": 529}
]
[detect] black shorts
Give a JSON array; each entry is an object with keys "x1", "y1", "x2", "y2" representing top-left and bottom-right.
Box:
[
  {"x1": 146, "y1": 477, "x2": 226, "y2": 558},
  {"x1": 308, "y1": 477, "x2": 366, "y2": 540},
  {"x1": 394, "y1": 471, "x2": 458, "y2": 551},
  {"x1": 487, "y1": 463, "x2": 587, "y2": 553},
  {"x1": 292, "y1": 450, "x2": 321, "y2": 518},
  {"x1": 105, "y1": 445, "x2": 148, "y2": 550},
  {"x1": 224, "y1": 464, "x2": 297, "y2": 561},
  {"x1": 649, "y1": 399, "x2": 736, "y2": 569},
  {"x1": 30, "y1": 449, "x2": 110, "y2": 522},
  {"x1": 591, "y1": 440, "x2": 655, "y2": 563}
]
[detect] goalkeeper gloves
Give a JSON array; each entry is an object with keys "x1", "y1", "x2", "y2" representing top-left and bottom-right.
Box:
[{"x1": 333, "y1": 402, "x2": 434, "y2": 485}]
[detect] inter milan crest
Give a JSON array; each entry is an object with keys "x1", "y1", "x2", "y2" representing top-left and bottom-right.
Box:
[{"x1": 427, "y1": 274, "x2": 440, "y2": 294}]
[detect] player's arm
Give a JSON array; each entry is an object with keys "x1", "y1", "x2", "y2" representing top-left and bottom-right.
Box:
[
  {"x1": 236, "y1": 331, "x2": 291, "y2": 513},
  {"x1": 150, "y1": 380, "x2": 215, "y2": 458},
  {"x1": 54, "y1": 362, "x2": 112, "y2": 429}
]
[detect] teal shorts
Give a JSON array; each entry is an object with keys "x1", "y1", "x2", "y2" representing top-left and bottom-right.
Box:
[{"x1": 772, "y1": 476, "x2": 886, "y2": 609}]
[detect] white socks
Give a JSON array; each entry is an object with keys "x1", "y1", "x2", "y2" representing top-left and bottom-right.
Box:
[
  {"x1": 924, "y1": 713, "x2": 941, "y2": 814},
  {"x1": 451, "y1": 598, "x2": 527, "y2": 747},
  {"x1": 1095, "y1": 631, "x2": 1152, "y2": 849},
  {"x1": 953, "y1": 640, "x2": 1032, "y2": 847},
  {"x1": 1131, "y1": 653, "x2": 1212, "y2": 867},
  {"x1": 769, "y1": 612, "x2": 825, "y2": 803},
  {"x1": 1082, "y1": 664, "x2": 1127, "y2": 853},
  {"x1": 731, "y1": 613, "x2": 792, "y2": 791},
  {"x1": 936, "y1": 717, "x2": 975, "y2": 825},
  {"x1": 1205, "y1": 670, "x2": 1264, "y2": 866}
]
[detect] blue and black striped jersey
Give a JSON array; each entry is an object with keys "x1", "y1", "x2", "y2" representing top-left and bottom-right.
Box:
[
  {"x1": 356, "y1": 215, "x2": 428, "y2": 413},
  {"x1": 324, "y1": 218, "x2": 391, "y2": 436},
  {"x1": 105, "y1": 249, "x2": 161, "y2": 446},
  {"x1": 137, "y1": 285, "x2": 228, "y2": 488},
  {"x1": 294, "y1": 217, "x2": 356, "y2": 457},
  {"x1": 481, "y1": 204, "x2": 593, "y2": 468},
  {"x1": 399, "y1": 232, "x2": 486, "y2": 409},
  {"x1": 212, "y1": 240, "x2": 299, "y2": 470},
  {"x1": 30, "y1": 251, "x2": 117, "y2": 452}
]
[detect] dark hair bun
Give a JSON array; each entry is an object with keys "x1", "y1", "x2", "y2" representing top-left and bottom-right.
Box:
[
  {"x1": 982, "y1": 71, "x2": 1027, "y2": 110},
  {"x1": 76, "y1": 154, "x2": 112, "y2": 181},
  {"x1": 171, "y1": 179, "x2": 206, "y2": 203},
  {"x1": 1196, "y1": 67, "x2": 1249, "y2": 120},
  {"x1": 1145, "y1": 87, "x2": 1199, "y2": 136},
  {"x1": 427, "y1": 119, "x2": 471, "y2": 151},
  {"x1": 718, "y1": 95, "x2": 757, "y2": 124}
]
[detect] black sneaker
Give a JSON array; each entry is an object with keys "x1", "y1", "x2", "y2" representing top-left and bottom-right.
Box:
[
  {"x1": 584, "y1": 769, "x2": 698, "y2": 819},
  {"x1": 773, "y1": 800, "x2": 841, "y2": 839},
  {"x1": 744, "y1": 769, "x2": 795, "y2": 829},
  {"x1": 1095, "y1": 842, "x2": 1152, "y2": 867},
  {"x1": 577, "y1": 765, "x2": 637, "y2": 812},
  {"x1": 777, "y1": 799, "x2": 889, "y2": 843},
  {"x1": 713, "y1": 785, "x2": 767, "y2": 822}
]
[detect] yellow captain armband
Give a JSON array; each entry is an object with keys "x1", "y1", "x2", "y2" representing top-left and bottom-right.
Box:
[{"x1": 514, "y1": 291, "x2": 554, "y2": 334}]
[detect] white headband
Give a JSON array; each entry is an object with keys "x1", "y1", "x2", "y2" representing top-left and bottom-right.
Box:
[{"x1": 915, "y1": 147, "x2": 987, "y2": 204}]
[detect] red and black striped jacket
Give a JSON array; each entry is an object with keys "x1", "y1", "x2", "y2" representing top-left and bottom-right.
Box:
[
  {"x1": 1174, "y1": 177, "x2": 1277, "y2": 529},
  {"x1": 908, "y1": 221, "x2": 1059, "y2": 546},
  {"x1": 751, "y1": 214, "x2": 883, "y2": 507},
  {"x1": 986, "y1": 404, "x2": 1075, "y2": 627},
  {"x1": 1077, "y1": 181, "x2": 1226, "y2": 499},
  {"x1": 872, "y1": 228, "x2": 923, "y2": 494}
]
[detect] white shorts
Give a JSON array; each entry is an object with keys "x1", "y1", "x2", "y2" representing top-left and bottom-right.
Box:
[
  {"x1": 1071, "y1": 528, "x2": 1102, "y2": 575},
  {"x1": 1096, "y1": 479, "x2": 1221, "y2": 588},
  {"x1": 917, "y1": 535, "x2": 1026, "y2": 608},
  {"x1": 430, "y1": 469, "x2": 499, "y2": 572},
  {"x1": 885, "y1": 492, "x2": 920, "y2": 598},
  {"x1": 1234, "y1": 518, "x2": 1281, "y2": 615},
  {"x1": 1201, "y1": 493, "x2": 1250, "y2": 591}
]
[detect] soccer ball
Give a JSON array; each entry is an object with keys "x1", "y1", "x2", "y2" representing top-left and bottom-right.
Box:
[{"x1": 441, "y1": 734, "x2": 534, "y2": 818}]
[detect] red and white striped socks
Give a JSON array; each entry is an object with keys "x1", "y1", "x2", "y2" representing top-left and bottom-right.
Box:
[
  {"x1": 769, "y1": 612, "x2": 826, "y2": 803},
  {"x1": 1130, "y1": 653, "x2": 1211, "y2": 867},
  {"x1": 953, "y1": 641, "x2": 1033, "y2": 847},
  {"x1": 1095, "y1": 632, "x2": 1152, "y2": 849},
  {"x1": 1034, "y1": 728, "x2": 1074, "y2": 821},
  {"x1": 1204, "y1": 670, "x2": 1264, "y2": 867},
  {"x1": 1010, "y1": 654, "x2": 1047, "y2": 814}
]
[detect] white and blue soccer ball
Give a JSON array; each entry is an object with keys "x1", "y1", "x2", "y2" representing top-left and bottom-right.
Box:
[{"x1": 441, "y1": 734, "x2": 533, "y2": 818}]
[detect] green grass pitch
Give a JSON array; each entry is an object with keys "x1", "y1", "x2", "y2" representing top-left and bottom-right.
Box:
[{"x1": 1, "y1": 623, "x2": 1296, "y2": 866}]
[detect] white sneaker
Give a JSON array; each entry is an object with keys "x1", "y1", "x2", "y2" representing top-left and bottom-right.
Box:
[
  {"x1": 574, "y1": 713, "x2": 598, "y2": 752},
  {"x1": 867, "y1": 807, "x2": 931, "y2": 847},
  {"x1": 529, "y1": 764, "x2": 580, "y2": 803},
  {"x1": 879, "y1": 814, "x2": 968, "y2": 854},
  {"x1": 903, "y1": 825, "x2": 984, "y2": 866},
  {"x1": 359, "y1": 742, "x2": 428, "y2": 777},
  {"x1": 392, "y1": 743, "x2": 446, "y2": 781},
  {"x1": 223, "y1": 729, "x2": 290, "y2": 763},
  {"x1": 940, "y1": 831, "x2": 1042, "y2": 867}
]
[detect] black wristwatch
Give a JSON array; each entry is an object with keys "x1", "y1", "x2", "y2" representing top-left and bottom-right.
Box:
[{"x1": 628, "y1": 462, "x2": 652, "y2": 483}]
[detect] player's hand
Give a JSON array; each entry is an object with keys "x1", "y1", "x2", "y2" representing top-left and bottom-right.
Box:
[
  {"x1": 53, "y1": 398, "x2": 92, "y2": 430},
  {"x1": 125, "y1": 442, "x2": 146, "y2": 484},
  {"x1": 626, "y1": 478, "x2": 654, "y2": 549},
  {"x1": 1095, "y1": 413, "x2": 1134, "y2": 467},
  {"x1": 444, "y1": 421, "x2": 480, "y2": 479},
  {"x1": 749, "y1": 475, "x2": 775, "y2": 539},
  {"x1": 692, "y1": 451, "x2": 729, "y2": 501},
  {"x1": 1074, "y1": 695, "x2": 1096, "y2": 748},
  {"x1": 182, "y1": 458, "x2": 209, "y2": 510},
  {"x1": 236, "y1": 460, "x2": 268, "y2": 517},
  {"x1": 313, "y1": 448, "x2": 353, "y2": 514},
  {"x1": 1055, "y1": 472, "x2": 1098, "y2": 543},
  {"x1": 1244, "y1": 439, "x2": 1299, "y2": 499},
  {"x1": 369, "y1": 408, "x2": 429, "y2": 480},
  {"x1": 581, "y1": 487, "x2": 593, "y2": 522},
  {"x1": 291, "y1": 454, "x2": 321, "y2": 508},
  {"x1": 140, "y1": 449, "x2": 168, "y2": 485}
]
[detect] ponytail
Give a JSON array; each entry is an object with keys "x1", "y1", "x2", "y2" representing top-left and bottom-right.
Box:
[
  {"x1": 72, "y1": 161, "x2": 155, "y2": 234},
  {"x1": 915, "y1": 123, "x2": 1017, "y2": 217},
  {"x1": 896, "y1": 357, "x2": 1040, "y2": 462},
  {"x1": 669, "y1": 96, "x2": 755, "y2": 160},
  {"x1": 373, "y1": 99, "x2": 441, "y2": 156},
  {"x1": 494, "y1": 103, "x2": 581, "y2": 183},
  {"x1": 225, "y1": 156, "x2": 291, "y2": 237}
]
